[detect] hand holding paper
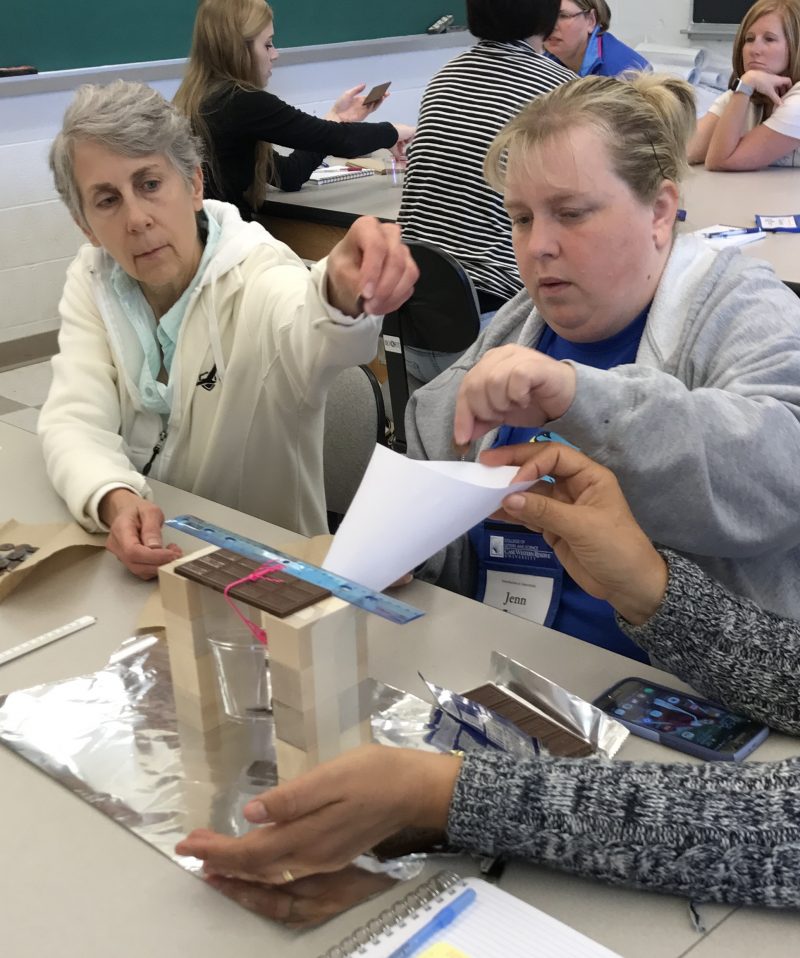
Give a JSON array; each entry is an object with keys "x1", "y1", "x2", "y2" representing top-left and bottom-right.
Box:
[{"x1": 322, "y1": 446, "x2": 539, "y2": 591}]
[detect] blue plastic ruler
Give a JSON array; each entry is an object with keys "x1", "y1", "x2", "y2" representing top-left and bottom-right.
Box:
[{"x1": 165, "y1": 515, "x2": 424, "y2": 626}]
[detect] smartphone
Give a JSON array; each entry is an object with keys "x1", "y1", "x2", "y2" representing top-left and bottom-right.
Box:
[
  {"x1": 593, "y1": 677, "x2": 769, "y2": 761},
  {"x1": 363, "y1": 81, "x2": 391, "y2": 106}
]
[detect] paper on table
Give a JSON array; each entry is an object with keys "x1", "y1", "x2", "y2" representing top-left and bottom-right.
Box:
[
  {"x1": 693, "y1": 223, "x2": 766, "y2": 249},
  {"x1": 0, "y1": 519, "x2": 103, "y2": 603},
  {"x1": 322, "y1": 445, "x2": 537, "y2": 592}
]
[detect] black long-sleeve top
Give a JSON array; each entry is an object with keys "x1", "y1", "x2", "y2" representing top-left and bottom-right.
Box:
[{"x1": 201, "y1": 84, "x2": 398, "y2": 217}]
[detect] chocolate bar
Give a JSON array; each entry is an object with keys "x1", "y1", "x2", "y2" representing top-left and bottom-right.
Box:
[
  {"x1": 175, "y1": 548, "x2": 329, "y2": 617},
  {"x1": 463, "y1": 682, "x2": 594, "y2": 758}
]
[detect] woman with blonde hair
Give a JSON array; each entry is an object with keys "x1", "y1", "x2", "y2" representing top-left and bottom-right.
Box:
[
  {"x1": 544, "y1": 0, "x2": 649, "y2": 76},
  {"x1": 174, "y1": 0, "x2": 413, "y2": 217},
  {"x1": 688, "y1": 0, "x2": 800, "y2": 169},
  {"x1": 405, "y1": 72, "x2": 800, "y2": 662}
]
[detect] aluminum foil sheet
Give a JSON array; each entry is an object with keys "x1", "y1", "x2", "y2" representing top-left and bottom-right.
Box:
[
  {"x1": 0, "y1": 635, "x2": 625, "y2": 927},
  {"x1": 0, "y1": 636, "x2": 427, "y2": 892},
  {"x1": 491, "y1": 651, "x2": 629, "y2": 759}
]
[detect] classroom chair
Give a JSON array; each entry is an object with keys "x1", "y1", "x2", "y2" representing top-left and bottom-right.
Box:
[
  {"x1": 382, "y1": 241, "x2": 481, "y2": 454},
  {"x1": 323, "y1": 363, "x2": 388, "y2": 532}
]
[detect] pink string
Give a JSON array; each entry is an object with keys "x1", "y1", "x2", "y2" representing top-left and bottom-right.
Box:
[{"x1": 222, "y1": 562, "x2": 285, "y2": 646}]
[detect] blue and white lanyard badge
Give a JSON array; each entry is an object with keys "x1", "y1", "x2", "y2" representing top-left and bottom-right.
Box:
[{"x1": 471, "y1": 430, "x2": 575, "y2": 627}]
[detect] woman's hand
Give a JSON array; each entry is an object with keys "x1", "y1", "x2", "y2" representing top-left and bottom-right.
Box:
[
  {"x1": 453, "y1": 345, "x2": 577, "y2": 446},
  {"x1": 480, "y1": 443, "x2": 668, "y2": 625},
  {"x1": 98, "y1": 489, "x2": 181, "y2": 579},
  {"x1": 391, "y1": 123, "x2": 416, "y2": 158},
  {"x1": 740, "y1": 69, "x2": 792, "y2": 107},
  {"x1": 326, "y1": 217, "x2": 418, "y2": 316},
  {"x1": 327, "y1": 83, "x2": 385, "y2": 122},
  {"x1": 175, "y1": 745, "x2": 462, "y2": 883},
  {"x1": 204, "y1": 865, "x2": 397, "y2": 928}
]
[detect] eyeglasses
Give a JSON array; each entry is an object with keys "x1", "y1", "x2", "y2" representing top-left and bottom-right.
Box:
[{"x1": 557, "y1": 10, "x2": 589, "y2": 20}]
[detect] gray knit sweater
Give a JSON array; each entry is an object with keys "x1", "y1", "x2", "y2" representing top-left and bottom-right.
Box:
[{"x1": 447, "y1": 551, "x2": 800, "y2": 907}]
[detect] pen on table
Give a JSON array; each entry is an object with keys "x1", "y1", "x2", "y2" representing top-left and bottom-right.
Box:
[
  {"x1": 387, "y1": 887, "x2": 477, "y2": 958},
  {"x1": 703, "y1": 227, "x2": 761, "y2": 239}
]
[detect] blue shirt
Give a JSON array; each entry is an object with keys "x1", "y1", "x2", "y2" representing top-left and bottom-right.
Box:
[
  {"x1": 548, "y1": 27, "x2": 651, "y2": 78},
  {"x1": 476, "y1": 306, "x2": 651, "y2": 662}
]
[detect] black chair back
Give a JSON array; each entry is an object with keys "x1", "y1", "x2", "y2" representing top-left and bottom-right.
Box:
[
  {"x1": 382, "y1": 241, "x2": 481, "y2": 453},
  {"x1": 323, "y1": 364, "x2": 387, "y2": 532}
]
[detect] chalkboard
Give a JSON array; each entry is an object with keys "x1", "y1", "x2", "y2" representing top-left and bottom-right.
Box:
[
  {"x1": 0, "y1": 0, "x2": 467, "y2": 73},
  {"x1": 693, "y1": 0, "x2": 756, "y2": 25}
]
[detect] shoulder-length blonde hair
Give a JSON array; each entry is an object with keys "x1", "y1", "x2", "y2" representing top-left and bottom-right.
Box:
[
  {"x1": 174, "y1": 0, "x2": 275, "y2": 209},
  {"x1": 485, "y1": 73, "x2": 695, "y2": 207},
  {"x1": 731, "y1": 0, "x2": 800, "y2": 115}
]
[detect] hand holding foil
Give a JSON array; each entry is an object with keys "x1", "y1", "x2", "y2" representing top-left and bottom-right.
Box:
[{"x1": 175, "y1": 745, "x2": 462, "y2": 884}]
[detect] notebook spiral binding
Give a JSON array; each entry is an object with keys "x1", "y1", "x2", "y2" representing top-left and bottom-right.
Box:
[
  {"x1": 318, "y1": 870, "x2": 464, "y2": 958},
  {"x1": 311, "y1": 168, "x2": 374, "y2": 185}
]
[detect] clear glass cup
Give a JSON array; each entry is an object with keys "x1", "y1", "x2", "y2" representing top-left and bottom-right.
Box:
[
  {"x1": 383, "y1": 154, "x2": 407, "y2": 188},
  {"x1": 207, "y1": 628, "x2": 272, "y2": 721}
]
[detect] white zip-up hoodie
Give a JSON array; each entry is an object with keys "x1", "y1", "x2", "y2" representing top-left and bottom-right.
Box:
[{"x1": 39, "y1": 200, "x2": 382, "y2": 536}]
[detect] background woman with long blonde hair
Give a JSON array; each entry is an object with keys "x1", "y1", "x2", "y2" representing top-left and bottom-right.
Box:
[
  {"x1": 174, "y1": 0, "x2": 414, "y2": 216},
  {"x1": 688, "y1": 0, "x2": 800, "y2": 169}
]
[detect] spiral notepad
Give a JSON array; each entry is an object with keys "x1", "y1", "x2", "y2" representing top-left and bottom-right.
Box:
[
  {"x1": 309, "y1": 166, "x2": 375, "y2": 186},
  {"x1": 318, "y1": 872, "x2": 621, "y2": 958}
]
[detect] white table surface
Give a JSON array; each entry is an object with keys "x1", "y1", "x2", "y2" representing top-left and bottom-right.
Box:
[
  {"x1": 264, "y1": 164, "x2": 800, "y2": 286},
  {"x1": 680, "y1": 165, "x2": 800, "y2": 286},
  {"x1": 1, "y1": 421, "x2": 799, "y2": 957}
]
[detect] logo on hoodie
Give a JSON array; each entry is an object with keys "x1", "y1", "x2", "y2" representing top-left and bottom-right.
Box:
[{"x1": 196, "y1": 365, "x2": 217, "y2": 391}]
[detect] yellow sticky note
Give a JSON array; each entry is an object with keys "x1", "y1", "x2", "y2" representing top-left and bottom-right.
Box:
[{"x1": 419, "y1": 945, "x2": 471, "y2": 958}]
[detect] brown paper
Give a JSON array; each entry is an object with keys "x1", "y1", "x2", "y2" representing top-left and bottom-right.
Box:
[{"x1": 0, "y1": 519, "x2": 104, "y2": 603}]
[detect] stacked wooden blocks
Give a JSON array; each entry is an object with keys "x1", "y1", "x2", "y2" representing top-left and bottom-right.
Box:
[
  {"x1": 269, "y1": 595, "x2": 371, "y2": 782},
  {"x1": 158, "y1": 546, "x2": 373, "y2": 782}
]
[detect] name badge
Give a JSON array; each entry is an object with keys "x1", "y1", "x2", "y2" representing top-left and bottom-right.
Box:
[
  {"x1": 472, "y1": 521, "x2": 563, "y2": 627},
  {"x1": 483, "y1": 569, "x2": 554, "y2": 623}
]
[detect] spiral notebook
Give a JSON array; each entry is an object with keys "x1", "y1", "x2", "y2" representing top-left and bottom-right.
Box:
[
  {"x1": 309, "y1": 166, "x2": 375, "y2": 186},
  {"x1": 318, "y1": 872, "x2": 621, "y2": 958}
]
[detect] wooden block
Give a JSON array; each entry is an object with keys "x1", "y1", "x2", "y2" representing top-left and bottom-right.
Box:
[
  {"x1": 272, "y1": 680, "x2": 373, "y2": 755},
  {"x1": 163, "y1": 609, "x2": 212, "y2": 660},
  {"x1": 337, "y1": 679, "x2": 374, "y2": 733},
  {"x1": 272, "y1": 699, "x2": 317, "y2": 751},
  {"x1": 159, "y1": 547, "x2": 220, "y2": 619},
  {"x1": 268, "y1": 625, "x2": 314, "y2": 672},
  {"x1": 264, "y1": 584, "x2": 371, "y2": 778},
  {"x1": 270, "y1": 660, "x2": 314, "y2": 713},
  {"x1": 275, "y1": 738, "x2": 318, "y2": 782},
  {"x1": 172, "y1": 683, "x2": 225, "y2": 732}
]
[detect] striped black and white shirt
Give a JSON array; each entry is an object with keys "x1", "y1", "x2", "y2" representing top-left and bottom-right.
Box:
[{"x1": 399, "y1": 40, "x2": 574, "y2": 304}]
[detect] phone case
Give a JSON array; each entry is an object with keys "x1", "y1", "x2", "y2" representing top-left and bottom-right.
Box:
[
  {"x1": 363, "y1": 81, "x2": 390, "y2": 105},
  {"x1": 593, "y1": 677, "x2": 769, "y2": 762}
]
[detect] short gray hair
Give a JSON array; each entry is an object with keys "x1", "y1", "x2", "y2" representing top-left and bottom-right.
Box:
[{"x1": 50, "y1": 80, "x2": 203, "y2": 229}]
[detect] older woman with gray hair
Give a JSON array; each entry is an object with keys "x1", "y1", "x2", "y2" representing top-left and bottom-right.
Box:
[{"x1": 40, "y1": 80, "x2": 417, "y2": 579}]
